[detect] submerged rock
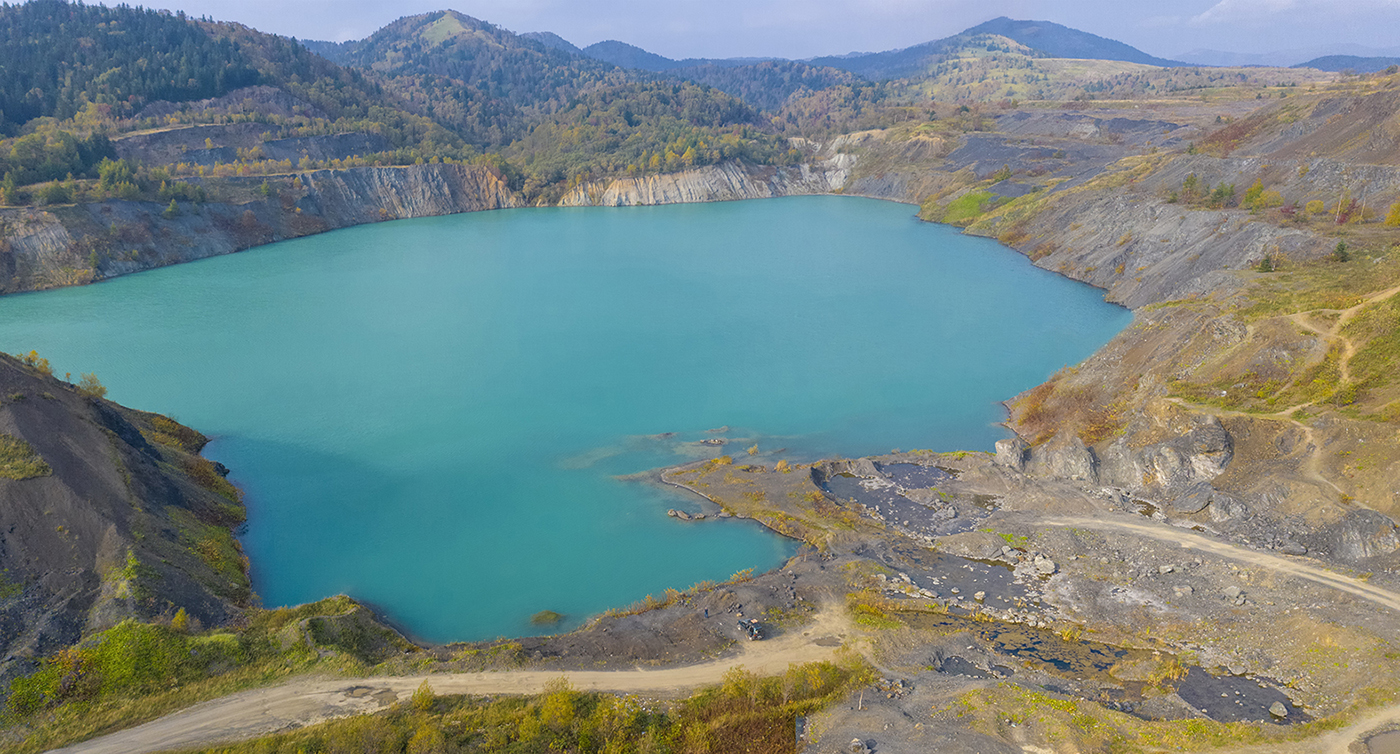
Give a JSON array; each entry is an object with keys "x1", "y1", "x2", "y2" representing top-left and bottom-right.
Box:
[{"x1": 531, "y1": 610, "x2": 565, "y2": 625}]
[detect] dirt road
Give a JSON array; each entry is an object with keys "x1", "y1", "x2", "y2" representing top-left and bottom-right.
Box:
[
  {"x1": 49, "y1": 605, "x2": 853, "y2": 754},
  {"x1": 1040, "y1": 514, "x2": 1400, "y2": 612}
]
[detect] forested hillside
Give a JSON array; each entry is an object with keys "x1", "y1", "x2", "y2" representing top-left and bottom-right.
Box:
[
  {"x1": 0, "y1": 0, "x2": 259, "y2": 131},
  {"x1": 0, "y1": 3, "x2": 1340, "y2": 208},
  {"x1": 0, "y1": 4, "x2": 796, "y2": 204}
]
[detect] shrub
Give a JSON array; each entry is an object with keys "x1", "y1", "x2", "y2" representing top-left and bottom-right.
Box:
[
  {"x1": 410, "y1": 679, "x2": 435, "y2": 712},
  {"x1": 18, "y1": 350, "x2": 52, "y2": 376},
  {"x1": 76, "y1": 373, "x2": 107, "y2": 399}
]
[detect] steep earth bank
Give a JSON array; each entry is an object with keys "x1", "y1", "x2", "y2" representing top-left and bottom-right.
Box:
[{"x1": 0, "y1": 354, "x2": 253, "y2": 688}]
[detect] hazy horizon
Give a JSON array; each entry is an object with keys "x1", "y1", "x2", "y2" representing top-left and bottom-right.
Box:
[{"x1": 47, "y1": 0, "x2": 1400, "y2": 64}]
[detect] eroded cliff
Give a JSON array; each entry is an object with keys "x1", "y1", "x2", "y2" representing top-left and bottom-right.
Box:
[{"x1": 0, "y1": 164, "x2": 521, "y2": 294}]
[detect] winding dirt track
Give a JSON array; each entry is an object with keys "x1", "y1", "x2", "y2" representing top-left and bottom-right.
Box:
[
  {"x1": 1041, "y1": 515, "x2": 1400, "y2": 612},
  {"x1": 48, "y1": 606, "x2": 853, "y2": 754}
]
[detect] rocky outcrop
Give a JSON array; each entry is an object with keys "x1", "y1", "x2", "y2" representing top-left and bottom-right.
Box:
[
  {"x1": 1025, "y1": 432, "x2": 1100, "y2": 484},
  {"x1": 1307, "y1": 510, "x2": 1400, "y2": 564},
  {"x1": 0, "y1": 164, "x2": 521, "y2": 295},
  {"x1": 558, "y1": 157, "x2": 854, "y2": 207},
  {"x1": 1099, "y1": 400, "x2": 1235, "y2": 495},
  {"x1": 985, "y1": 187, "x2": 1328, "y2": 309},
  {"x1": 993, "y1": 437, "x2": 1029, "y2": 471},
  {"x1": 1004, "y1": 398, "x2": 1237, "y2": 512}
]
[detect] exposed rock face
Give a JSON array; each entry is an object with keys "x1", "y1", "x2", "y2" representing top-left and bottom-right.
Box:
[
  {"x1": 558, "y1": 158, "x2": 853, "y2": 207},
  {"x1": 1099, "y1": 400, "x2": 1235, "y2": 495},
  {"x1": 0, "y1": 355, "x2": 251, "y2": 684},
  {"x1": 987, "y1": 189, "x2": 1326, "y2": 309},
  {"x1": 1026, "y1": 432, "x2": 1099, "y2": 484},
  {"x1": 0, "y1": 164, "x2": 521, "y2": 295}
]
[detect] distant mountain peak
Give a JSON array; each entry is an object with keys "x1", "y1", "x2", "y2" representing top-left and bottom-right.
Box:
[
  {"x1": 963, "y1": 16, "x2": 1183, "y2": 67},
  {"x1": 520, "y1": 31, "x2": 581, "y2": 55},
  {"x1": 582, "y1": 40, "x2": 682, "y2": 71}
]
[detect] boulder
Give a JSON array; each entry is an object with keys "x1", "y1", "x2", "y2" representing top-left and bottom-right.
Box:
[
  {"x1": 1028, "y1": 432, "x2": 1099, "y2": 483},
  {"x1": 1309, "y1": 509, "x2": 1400, "y2": 563},
  {"x1": 994, "y1": 436, "x2": 1029, "y2": 471},
  {"x1": 1034, "y1": 557, "x2": 1058, "y2": 575},
  {"x1": 850, "y1": 458, "x2": 882, "y2": 477},
  {"x1": 1269, "y1": 701, "x2": 1288, "y2": 718},
  {"x1": 1166, "y1": 482, "x2": 1213, "y2": 514}
]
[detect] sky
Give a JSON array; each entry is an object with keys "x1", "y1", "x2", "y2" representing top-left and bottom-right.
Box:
[{"x1": 130, "y1": 0, "x2": 1400, "y2": 61}]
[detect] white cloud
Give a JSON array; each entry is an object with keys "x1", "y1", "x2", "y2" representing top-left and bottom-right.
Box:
[
  {"x1": 1191, "y1": 0, "x2": 1299, "y2": 25},
  {"x1": 1191, "y1": 0, "x2": 1400, "y2": 25}
]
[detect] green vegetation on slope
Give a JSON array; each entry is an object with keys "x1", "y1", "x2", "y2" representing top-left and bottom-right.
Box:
[{"x1": 4, "y1": 597, "x2": 413, "y2": 753}]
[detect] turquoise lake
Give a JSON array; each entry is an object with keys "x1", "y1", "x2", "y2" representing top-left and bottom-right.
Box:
[{"x1": 0, "y1": 196, "x2": 1131, "y2": 642}]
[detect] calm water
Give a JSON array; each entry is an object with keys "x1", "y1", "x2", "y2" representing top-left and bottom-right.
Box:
[{"x1": 0, "y1": 196, "x2": 1130, "y2": 642}]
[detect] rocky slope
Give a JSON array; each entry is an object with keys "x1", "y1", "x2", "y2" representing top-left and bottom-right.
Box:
[{"x1": 0, "y1": 354, "x2": 252, "y2": 686}]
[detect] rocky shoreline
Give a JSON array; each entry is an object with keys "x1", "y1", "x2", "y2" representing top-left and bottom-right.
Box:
[{"x1": 6, "y1": 91, "x2": 1400, "y2": 753}]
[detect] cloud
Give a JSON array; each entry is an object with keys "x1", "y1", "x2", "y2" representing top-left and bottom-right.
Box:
[
  {"x1": 1190, "y1": 0, "x2": 1299, "y2": 25},
  {"x1": 1191, "y1": 0, "x2": 1400, "y2": 25}
]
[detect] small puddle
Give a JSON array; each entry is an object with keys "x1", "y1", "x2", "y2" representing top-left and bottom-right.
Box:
[
  {"x1": 1369, "y1": 730, "x2": 1400, "y2": 754},
  {"x1": 1174, "y1": 666, "x2": 1303, "y2": 725},
  {"x1": 880, "y1": 463, "x2": 956, "y2": 488},
  {"x1": 869, "y1": 546, "x2": 1028, "y2": 608}
]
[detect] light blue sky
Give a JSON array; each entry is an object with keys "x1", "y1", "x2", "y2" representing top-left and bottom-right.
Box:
[{"x1": 147, "y1": 0, "x2": 1400, "y2": 61}]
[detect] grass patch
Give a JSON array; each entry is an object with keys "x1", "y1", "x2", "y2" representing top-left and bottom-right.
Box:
[
  {"x1": 923, "y1": 189, "x2": 1010, "y2": 226},
  {"x1": 0, "y1": 433, "x2": 51, "y2": 480},
  {"x1": 1240, "y1": 243, "x2": 1400, "y2": 321},
  {"x1": 3, "y1": 597, "x2": 406, "y2": 753},
  {"x1": 979, "y1": 529, "x2": 1029, "y2": 548}
]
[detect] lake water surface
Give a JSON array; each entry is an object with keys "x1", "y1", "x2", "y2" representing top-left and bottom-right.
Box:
[{"x1": 0, "y1": 196, "x2": 1131, "y2": 641}]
